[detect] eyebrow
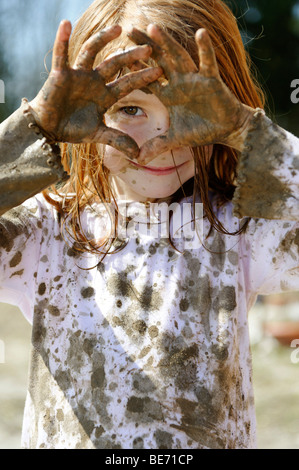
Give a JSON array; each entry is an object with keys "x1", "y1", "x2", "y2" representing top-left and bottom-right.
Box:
[
  {"x1": 116, "y1": 88, "x2": 153, "y2": 105},
  {"x1": 117, "y1": 99, "x2": 144, "y2": 106},
  {"x1": 105, "y1": 90, "x2": 155, "y2": 115}
]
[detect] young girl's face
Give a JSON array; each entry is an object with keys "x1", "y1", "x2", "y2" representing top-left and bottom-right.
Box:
[{"x1": 103, "y1": 89, "x2": 195, "y2": 202}]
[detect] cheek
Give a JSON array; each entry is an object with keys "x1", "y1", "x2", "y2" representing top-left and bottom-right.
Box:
[
  {"x1": 105, "y1": 113, "x2": 169, "y2": 148},
  {"x1": 180, "y1": 160, "x2": 195, "y2": 183},
  {"x1": 103, "y1": 146, "x2": 128, "y2": 174},
  {"x1": 105, "y1": 114, "x2": 139, "y2": 139}
]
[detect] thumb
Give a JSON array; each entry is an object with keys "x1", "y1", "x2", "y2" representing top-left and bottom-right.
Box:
[
  {"x1": 93, "y1": 127, "x2": 139, "y2": 159},
  {"x1": 139, "y1": 131, "x2": 175, "y2": 164}
]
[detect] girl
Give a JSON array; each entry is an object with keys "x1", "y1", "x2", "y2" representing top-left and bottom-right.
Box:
[{"x1": 0, "y1": 0, "x2": 298, "y2": 449}]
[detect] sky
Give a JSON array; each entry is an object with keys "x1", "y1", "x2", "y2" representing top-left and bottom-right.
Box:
[{"x1": 0, "y1": 0, "x2": 93, "y2": 108}]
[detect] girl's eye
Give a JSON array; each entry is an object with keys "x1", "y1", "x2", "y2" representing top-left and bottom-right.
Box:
[{"x1": 120, "y1": 106, "x2": 144, "y2": 116}]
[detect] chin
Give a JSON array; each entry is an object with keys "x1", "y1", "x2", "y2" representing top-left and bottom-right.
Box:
[{"x1": 139, "y1": 186, "x2": 182, "y2": 200}]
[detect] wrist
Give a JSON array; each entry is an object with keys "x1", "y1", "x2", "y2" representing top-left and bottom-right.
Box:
[
  {"x1": 24, "y1": 97, "x2": 56, "y2": 144},
  {"x1": 224, "y1": 105, "x2": 265, "y2": 152},
  {"x1": 22, "y1": 98, "x2": 45, "y2": 139}
]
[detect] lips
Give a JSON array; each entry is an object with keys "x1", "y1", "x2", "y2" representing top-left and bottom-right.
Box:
[{"x1": 128, "y1": 160, "x2": 189, "y2": 175}]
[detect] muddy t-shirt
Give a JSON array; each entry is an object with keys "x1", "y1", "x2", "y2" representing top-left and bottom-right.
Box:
[{"x1": 0, "y1": 121, "x2": 298, "y2": 449}]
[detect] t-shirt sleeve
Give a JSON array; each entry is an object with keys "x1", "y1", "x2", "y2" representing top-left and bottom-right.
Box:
[
  {"x1": 229, "y1": 110, "x2": 299, "y2": 298},
  {"x1": 240, "y1": 217, "x2": 299, "y2": 300},
  {"x1": 232, "y1": 109, "x2": 299, "y2": 221},
  {"x1": 0, "y1": 196, "x2": 45, "y2": 323},
  {"x1": 0, "y1": 102, "x2": 67, "y2": 217}
]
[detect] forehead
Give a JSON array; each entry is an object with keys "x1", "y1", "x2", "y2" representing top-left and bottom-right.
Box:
[
  {"x1": 106, "y1": 89, "x2": 169, "y2": 117},
  {"x1": 117, "y1": 89, "x2": 153, "y2": 103},
  {"x1": 117, "y1": 90, "x2": 169, "y2": 111}
]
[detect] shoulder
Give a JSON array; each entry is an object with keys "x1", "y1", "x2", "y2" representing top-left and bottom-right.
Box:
[
  {"x1": 180, "y1": 193, "x2": 245, "y2": 235},
  {"x1": 0, "y1": 193, "x2": 62, "y2": 246},
  {"x1": 21, "y1": 192, "x2": 60, "y2": 226},
  {"x1": 181, "y1": 192, "x2": 299, "y2": 245}
]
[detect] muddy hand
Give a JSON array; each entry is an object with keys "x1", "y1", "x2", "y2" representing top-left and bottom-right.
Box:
[
  {"x1": 128, "y1": 25, "x2": 256, "y2": 163},
  {"x1": 29, "y1": 21, "x2": 162, "y2": 158}
]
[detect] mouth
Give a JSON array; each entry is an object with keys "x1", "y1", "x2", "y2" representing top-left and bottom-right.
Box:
[{"x1": 127, "y1": 160, "x2": 189, "y2": 175}]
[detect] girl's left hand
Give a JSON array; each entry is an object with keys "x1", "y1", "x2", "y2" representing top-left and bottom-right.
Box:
[{"x1": 128, "y1": 25, "x2": 257, "y2": 164}]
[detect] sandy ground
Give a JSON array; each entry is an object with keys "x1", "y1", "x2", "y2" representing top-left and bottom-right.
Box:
[
  {"x1": 0, "y1": 301, "x2": 299, "y2": 449},
  {"x1": 0, "y1": 303, "x2": 31, "y2": 449}
]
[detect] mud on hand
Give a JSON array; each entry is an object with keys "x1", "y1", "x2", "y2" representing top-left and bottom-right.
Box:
[{"x1": 29, "y1": 21, "x2": 163, "y2": 159}]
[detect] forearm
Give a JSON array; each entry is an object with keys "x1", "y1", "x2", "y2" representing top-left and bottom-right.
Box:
[
  {"x1": 0, "y1": 99, "x2": 67, "y2": 216},
  {"x1": 233, "y1": 109, "x2": 299, "y2": 220}
]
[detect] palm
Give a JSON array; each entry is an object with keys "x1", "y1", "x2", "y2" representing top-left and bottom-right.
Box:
[{"x1": 37, "y1": 69, "x2": 114, "y2": 143}]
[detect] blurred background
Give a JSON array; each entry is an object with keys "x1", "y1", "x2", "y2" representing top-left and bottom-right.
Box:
[{"x1": 0, "y1": 0, "x2": 299, "y2": 449}]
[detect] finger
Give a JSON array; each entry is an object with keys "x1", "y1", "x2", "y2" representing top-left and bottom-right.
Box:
[
  {"x1": 195, "y1": 29, "x2": 219, "y2": 78},
  {"x1": 127, "y1": 28, "x2": 161, "y2": 53},
  {"x1": 138, "y1": 132, "x2": 175, "y2": 164},
  {"x1": 147, "y1": 24, "x2": 198, "y2": 74},
  {"x1": 145, "y1": 79, "x2": 165, "y2": 97},
  {"x1": 127, "y1": 27, "x2": 174, "y2": 77},
  {"x1": 96, "y1": 45, "x2": 152, "y2": 80},
  {"x1": 52, "y1": 20, "x2": 72, "y2": 70},
  {"x1": 129, "y1": 60, "x2": 147, "y2": 72},
  {"x1": 128, "y1": 26, "x2": 197, "y2": 76},
  {"x1": 93, "y1": 127, "x2": 140, "y2": 159},
  {"x1": 74, "y1": 25, "x2": 122, "y2": 70},
  {"x1": 108, "y1": 66, "x2": 163, "y2": 99}
]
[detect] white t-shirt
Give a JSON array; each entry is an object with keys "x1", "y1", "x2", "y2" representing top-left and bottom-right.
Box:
[{"x1": 0, "y1": 121, "x2": 298, "y2": 449}]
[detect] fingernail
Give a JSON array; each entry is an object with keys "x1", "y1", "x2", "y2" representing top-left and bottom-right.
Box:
[
  {"x1": 136, "y1": 154, "x2": 145, "y2": 164},
  {"x1": 196, "y1": 29, "x2": 206, "y2": 40},
  {"x1": 59, "y1": 20, "x2": 72, "y2": 39},
  {"x1": 105, "y1": 24, "x2": 121, "y2": 34},
  {"x1": 138, "y1": 157, "x2": 149, "y2": 166},
  {"x1": 60, "y1": 19, "x2": 71, "y2": 26}
]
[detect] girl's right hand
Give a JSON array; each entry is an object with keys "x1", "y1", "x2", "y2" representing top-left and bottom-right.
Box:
[{"x1": 29, "y1": 21, "x2": 162, "y2": 158}]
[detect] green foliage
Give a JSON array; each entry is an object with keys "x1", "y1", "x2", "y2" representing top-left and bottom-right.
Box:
[{"x1": 226, "y1": 0, "x2": 299, "y2": 133}]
